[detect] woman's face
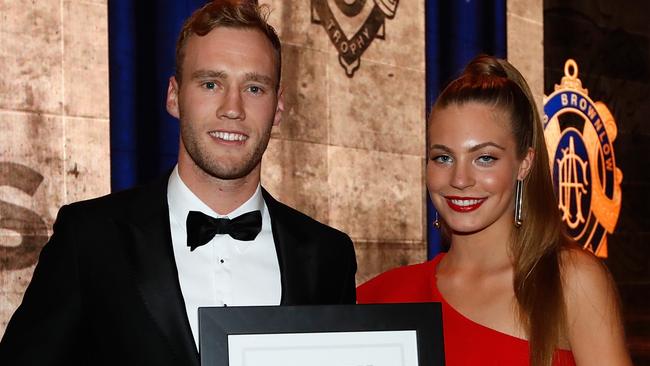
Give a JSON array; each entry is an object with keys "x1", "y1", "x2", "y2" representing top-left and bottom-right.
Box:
[{"x1": 427, "y1": 102, "x2": 533, "y2": 235}]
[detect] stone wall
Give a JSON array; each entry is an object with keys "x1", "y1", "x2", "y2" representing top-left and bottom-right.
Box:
[
  {"x1": 261, "y1": 1, "x2": 427, "y2": 285},
  {"x1": 0, "y1": 0, "x2": 110, "y2": 334},
  {"x1": 507, "y1": 0, "x2": 544, "y2": 107}
]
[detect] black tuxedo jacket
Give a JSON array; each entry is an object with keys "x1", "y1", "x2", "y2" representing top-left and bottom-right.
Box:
[{"x1": 0, "y1": 177, "x2": 357, "y2": 366}]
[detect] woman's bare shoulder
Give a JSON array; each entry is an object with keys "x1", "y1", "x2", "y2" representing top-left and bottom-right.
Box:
[
  {"x1": 560, "y1": 246, "x2": 613, "y2": 297},
  {"x1": 559, "y1": 246, "x2": 632, "y2": 365}
]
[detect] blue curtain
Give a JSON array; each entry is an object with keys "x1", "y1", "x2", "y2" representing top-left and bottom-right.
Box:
[
  {"x1": 425, "y1": 0, "x2": 506, "y2": 259},
  {"x1": 108, "y1": 0, "x2": 208, "y2": 191}
]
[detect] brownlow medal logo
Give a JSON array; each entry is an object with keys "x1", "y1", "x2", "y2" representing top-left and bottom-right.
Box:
[
  {"x1": 543, "y1": 60, "x2": 623, "y2": 258},
  {"x1": 312, "y1": 0, "x2": 399, "y2": 77}
]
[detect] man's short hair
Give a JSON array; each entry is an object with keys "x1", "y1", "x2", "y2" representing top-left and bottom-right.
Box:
[{"x1": 175, "y1": 0, "x2": 282, "y2": 88}]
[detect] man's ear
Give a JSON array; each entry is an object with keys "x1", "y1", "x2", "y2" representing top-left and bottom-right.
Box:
[
  {"x1": 273, "y1": 86, "x2": 285, "y2": 127},
  {"x1": 166, "y1": 76, "x2": 180, "y2": 119},
  {"x1": 518, "y1": 147, "x2": 535, "y2": 180}
]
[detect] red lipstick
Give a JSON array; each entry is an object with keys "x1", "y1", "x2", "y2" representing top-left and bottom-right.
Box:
[{"x1": 445, "y1": 196, "x2": 486, "y2": 212}]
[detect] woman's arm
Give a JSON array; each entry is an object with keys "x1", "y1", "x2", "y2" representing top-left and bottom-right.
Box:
[{"x1": 562, "y1": 248, "x2": 632, "y2": 366}]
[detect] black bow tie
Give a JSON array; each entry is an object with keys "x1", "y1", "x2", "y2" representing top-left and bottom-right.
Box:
[{"x1": 186, "y1": 210, "x2": 262, "y2": 251}]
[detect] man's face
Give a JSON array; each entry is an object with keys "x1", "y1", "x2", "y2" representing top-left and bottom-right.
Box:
[{"x1": 167, "y1": 27, "x2": 283, "y2": 180}]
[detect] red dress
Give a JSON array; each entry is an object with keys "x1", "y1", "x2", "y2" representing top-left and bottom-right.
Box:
[{"x1": 357, "y1": 254, "x2": 576, "y2": 366}]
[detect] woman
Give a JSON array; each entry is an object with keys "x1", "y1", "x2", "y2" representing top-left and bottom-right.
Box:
[{"x1": 357, "y1": 55, "x2": 631, "y2": 366}]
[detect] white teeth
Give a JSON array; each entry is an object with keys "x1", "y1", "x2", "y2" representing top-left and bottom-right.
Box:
[
  {"x1": 211, "y1": 131, "x2": 247, "y2": 141},
  {"x1": 450, "y1": 199, "x2": 482, "y2": 206}
]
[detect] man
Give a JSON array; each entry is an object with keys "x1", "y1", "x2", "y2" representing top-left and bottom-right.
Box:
[{"x1": 0, "y1": 1, "x2": 357, "y2": 365}]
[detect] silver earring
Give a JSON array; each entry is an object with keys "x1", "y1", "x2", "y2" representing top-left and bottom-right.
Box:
[
  {"x1": 433, "y1": 211, "x2": 441, "y2": 229},
  {"x1": 514, "y1": 179, "x2": 523, "y2": 227}
]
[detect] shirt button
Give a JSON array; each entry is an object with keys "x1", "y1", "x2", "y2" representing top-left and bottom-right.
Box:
[{"x1": 220, "y1": 259, "x2": 224, "y2": 263}]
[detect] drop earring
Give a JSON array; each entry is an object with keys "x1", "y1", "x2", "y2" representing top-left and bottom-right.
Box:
[
  {"x1": 433, "y1": 211, "x2": 441, "y2": 229},
  {"x1": 514, "y1": 179, "x2": 523, "y2": 227}
]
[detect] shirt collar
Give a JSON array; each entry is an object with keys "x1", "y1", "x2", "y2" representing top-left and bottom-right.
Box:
[{"x1": 167, "y1": 165, "x2": 265, "y2": 225}]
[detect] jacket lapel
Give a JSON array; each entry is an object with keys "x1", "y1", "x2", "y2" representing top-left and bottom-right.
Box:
[
  {"x1": 121, "y1": 178, "x2": 199, "y2": 365},
  {"x1": 262, "y1": 188, "x2": 312, "y2": 305}
]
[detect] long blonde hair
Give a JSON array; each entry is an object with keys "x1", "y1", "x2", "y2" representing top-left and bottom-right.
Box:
[{"x1": 431, "y1": 55, "x2": 570, "y2": 366}]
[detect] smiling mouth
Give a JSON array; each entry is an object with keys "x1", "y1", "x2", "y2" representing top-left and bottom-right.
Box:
[
  {"x1": 209, "y1": 131, "x2": 248, "y2": 142},
  {"x1": 445, "y1": 196, "x2": 486, "y2": 212}
]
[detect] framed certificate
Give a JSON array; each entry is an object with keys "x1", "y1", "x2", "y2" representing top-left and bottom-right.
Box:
[{"x1": 198, "y1": 303, "x2": 444, "y2": 366}]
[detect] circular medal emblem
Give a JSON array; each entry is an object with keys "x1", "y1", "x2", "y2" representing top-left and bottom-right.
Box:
[{"x1": 543, "y1": 60, "x2": 623, "y2": 257}]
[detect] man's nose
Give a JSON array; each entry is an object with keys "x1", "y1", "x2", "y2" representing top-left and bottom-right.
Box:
[{"x1": 217, "y1": 88, "x2": 245, "y2": 120}]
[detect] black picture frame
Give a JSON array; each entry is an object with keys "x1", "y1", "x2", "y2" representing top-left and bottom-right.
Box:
[{"x1": 198, "y1": 303, "x2": 445, "y2": 366}]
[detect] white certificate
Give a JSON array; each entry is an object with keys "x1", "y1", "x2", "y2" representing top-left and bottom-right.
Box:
[
  {"x1": 198, "y1": 304, "x2": 444, "y2": 366},
  {"x1": 228, "y1": 330, "x2": 418, "y2": 366}
]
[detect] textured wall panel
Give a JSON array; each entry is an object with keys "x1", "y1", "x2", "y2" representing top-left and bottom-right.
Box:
[
  {"x1": 0, "y1": 1, "x2": 110, "y2": 335},
  {"x1": 261, "y1": 0, "x2": 427, "y2": 285},
  {"x1": 63, "y1": 0, "x2": 110, "y2": 118},
  {"x1": 0, "y1": 0, "x2": 63, "y2": 114},
  {"x1": 262, "y1": 138, "x2": 330, "y2": 224},
  {"x1": 328, "y1": 60, "x2": 425, "y2": 156},
  {"x1": 507, "y1": 0, "x2": 544, "y2": 107},
  {"x1": 328, "y1": 146, "x2": 424, "y2": 243},
  {"x1": 272, "y1": 44, "x2": 329, "y2": 143}
]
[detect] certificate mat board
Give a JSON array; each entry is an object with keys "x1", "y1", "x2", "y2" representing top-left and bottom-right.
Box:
[{"x1": 198, "y1": 303, "x2": 444, "y2": 366}]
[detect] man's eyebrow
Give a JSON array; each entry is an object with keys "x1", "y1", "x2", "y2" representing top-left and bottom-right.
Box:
[
  {"x1": 243, "y1": 72, "x2": 274, "y2": 86},
  {"x1": 190, "y1": 70, "x2": 227, "y2": 80},
  {"x1": 188, "y1": 70, "x2": 274, "y2": 86}
]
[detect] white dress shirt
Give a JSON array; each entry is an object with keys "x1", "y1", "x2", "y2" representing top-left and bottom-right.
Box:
[{"x1": 167, "y1": 166, "x2": 281, "y2": 347}]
